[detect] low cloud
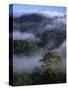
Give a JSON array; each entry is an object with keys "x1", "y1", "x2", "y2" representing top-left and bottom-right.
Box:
[
  {"x1": 13, "y1": 31, "x2": 35, "y2": 40},
  {"x1": 13, "y1": 10, "x2": 66, "y2": 39},
  {"x1": 42, "y1": 14, "x2": 66, "y2": 31},
  {"x1": 41, "y1": 10, "x2": 65, "y2": 17}
]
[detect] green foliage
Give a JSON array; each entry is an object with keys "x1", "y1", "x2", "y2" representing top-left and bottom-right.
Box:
[
  {"x1": 13, "y1": 50, "x2": 65, "y2": 86},
  {"x1": 12, "y1": 13, "x2": 66, "y2": 86},
  {"x1": 13, "y1": 72, "x2": 32, "y2": 86},
  {"x1": 13, "y1": 67, "x2": 66, "y2": 86},
  {"x1": 20, "y1": 22, "x2": 39, "y2": 32},
  {"x1": 41, "y1": 68, "x2": 66, "y2": 83},
  {"x1": 41, "y1": 51, "x2": 61, "y2": 70},
  {"x1": 13, "y1": 40, "x2": 38, "y2": 55}
]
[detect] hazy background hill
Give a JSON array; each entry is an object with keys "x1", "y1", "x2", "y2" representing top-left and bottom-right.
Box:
[{"x1": 11, "y1": 13, "x2": 66, "y2": 50}]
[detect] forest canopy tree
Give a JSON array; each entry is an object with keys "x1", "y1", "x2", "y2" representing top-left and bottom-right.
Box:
[
  {"x1": 40, "y1": 51, "x2": 61, "y2": 71},
  {"x1": 13, "y1": 40, "x2": 39, "y2": 55}
]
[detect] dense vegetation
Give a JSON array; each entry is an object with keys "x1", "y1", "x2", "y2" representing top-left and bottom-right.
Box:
[
  {"x1": 11, "y1": 13, "x2": 66, "y2": 85},
  {"x1": 13, "y1": 13, "x2": 45, "y2": 24},
  {"x1": 13, "y1": 28, "x2": 66, "y2": 55},
  {"x1": 12, "y1": 14, "x2": 66, "y2": 50},
  {"x1": 13, "y1": 51, "x2": 66, "y2": 86},
  {"x1": 13, "y1": 70, "x2": 66, "y2": 86},
  {"x1": 13, "y1": 40, "x2": 39, "y2": 55},
  {"x1": 36, "y1": 29, "x2": 66, "y2": 48},
  {"x1": 19, "y1": 22, "x2": 39, "y2": 33}
]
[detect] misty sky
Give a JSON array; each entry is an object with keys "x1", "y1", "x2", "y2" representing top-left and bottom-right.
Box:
[{"x1": 9, "y1": 4, "x2": 66, "y2": 16}]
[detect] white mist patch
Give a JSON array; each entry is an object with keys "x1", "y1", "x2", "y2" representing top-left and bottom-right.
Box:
[
  {"x1": 58, "y1": 41, "x2": 66, "y2": 73},
  {"x1": 45, "y1": 24, "x2": 55, "y2": 30},
  {"x1": 41, "y1": 10, "x2": 65, "y2": 17},
  {"x1": 13, "y1": 53, "x2": 43, "y2": 73},
  {"x1": 53, "y1": 41, "x2": 66, "y2": 73},
  {"x1": 44, "y1": 16, "x2": 66, "y2": 31},
  {"x1": 36, "y1": 13, "x2": 66, "y2": 33},
  {"x1": 54, "y1": 17, "x2": 66, "y2": 25},
  {"x1": 13, "y1": 31, "x2": 36, "y2": 40}
]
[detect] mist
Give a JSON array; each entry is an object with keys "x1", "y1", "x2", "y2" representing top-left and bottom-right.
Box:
[
  {"x1": 13, "y1": 50, "x2": 44, "y2": 73},
  {"x1": 53, "y1": 41, "x2": 66, "y2": 73},
  {"x1": 13, "y1": 13, "x2": 66, "y2": 74},
  {"x1": 13, "y1": 31, "x2": 36, "y2": 40}
]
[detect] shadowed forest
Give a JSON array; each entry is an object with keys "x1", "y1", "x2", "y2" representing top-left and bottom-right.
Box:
[{"x1": 9, "y1": 5, "x2": 66, "y2": 86}]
